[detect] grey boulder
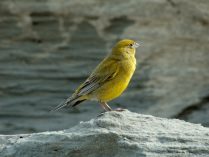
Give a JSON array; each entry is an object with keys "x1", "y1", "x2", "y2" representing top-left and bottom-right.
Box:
[{"x1": 0, "y1": 110, "x2": 209, "y2": 157}]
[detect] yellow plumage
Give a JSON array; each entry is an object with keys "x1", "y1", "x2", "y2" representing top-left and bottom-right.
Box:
[{"x1": 52, "y1": 39, "x2": 139, "y2": 111}]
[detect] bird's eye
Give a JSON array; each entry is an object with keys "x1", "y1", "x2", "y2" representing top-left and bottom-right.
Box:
[{"x1": 129, "y1": 44, "x2": 133, "y2": 47}]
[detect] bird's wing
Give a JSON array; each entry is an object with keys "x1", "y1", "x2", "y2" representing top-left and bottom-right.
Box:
[
  {"x1": 74, "y1": 58, "x2": 119, "y2": 97},
  {"x1": 50, "y1": 57, "x2": 120, "y2": 111}
]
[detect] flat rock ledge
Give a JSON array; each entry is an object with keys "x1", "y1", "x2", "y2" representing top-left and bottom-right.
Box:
[{"x1": 0, "y1": 110, "x2": 209, "y2": 157}]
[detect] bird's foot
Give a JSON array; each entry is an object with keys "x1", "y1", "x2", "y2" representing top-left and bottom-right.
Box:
[
  {"x1": 113, "y1": 108, "x2": 126, "y2": 112},
  {"x1": 97, "y1": 107, "x2": 125, "y2": 117}
]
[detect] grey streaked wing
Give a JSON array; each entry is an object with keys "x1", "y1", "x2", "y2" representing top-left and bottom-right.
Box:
[
  {"x1": 76, "y1": 71, "x2": 117, "y2": 97},
  {"x1": 77, "y1": 76, "x2": 101, "y2": 96}
]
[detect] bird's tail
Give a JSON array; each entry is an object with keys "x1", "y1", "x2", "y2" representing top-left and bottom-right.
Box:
[{"x1": 50, "y1": 96, "x2": 86, "y2": 112}]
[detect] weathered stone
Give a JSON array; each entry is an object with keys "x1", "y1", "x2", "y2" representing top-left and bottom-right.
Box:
[{"x1": 0, "y1": 111, "x2": 209, "y2": 157}]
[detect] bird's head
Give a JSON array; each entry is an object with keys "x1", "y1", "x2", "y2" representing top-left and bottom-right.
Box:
[{"x1": 111, "y1": 39, "x2": 140, "y2": 58}]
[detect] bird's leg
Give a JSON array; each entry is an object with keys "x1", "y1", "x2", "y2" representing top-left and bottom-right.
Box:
[
  {"x1": 103, "y1": 102, "x2": 112, "y2": 111},
  {"x1": 100, "y1": 102, "x2": 112, "y2": 111},
  {"x1": 97, "y1": 102, "x2": 111, "y2": 117},
  {"x1": 100, "y1": 103, "x2": 107, "y2": 111}
]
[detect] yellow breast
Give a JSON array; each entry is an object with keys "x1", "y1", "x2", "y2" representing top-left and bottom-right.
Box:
[{"x1": 93, "y1": 58, "x2": 136, "y2": 102}]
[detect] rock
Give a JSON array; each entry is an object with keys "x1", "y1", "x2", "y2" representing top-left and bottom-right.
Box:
[
  {"x1": 0, "y1": 0, "x2": 209, "y2": 134},
  {"x1": 0, "y1": 110, "x2": 209, "y2": 157}
]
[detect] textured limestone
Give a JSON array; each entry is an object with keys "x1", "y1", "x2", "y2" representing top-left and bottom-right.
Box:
[
  {"x1": 0, "y1": 0, "x2": 209, "y2": 134},
  {"x1": 0, "y1": 110, "x2": 209, "y2": 157}
]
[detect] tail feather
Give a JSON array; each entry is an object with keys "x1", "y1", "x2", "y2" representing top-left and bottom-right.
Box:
[
  {"x1": 72, "y1": 99, "x2": 86, "y2": 107},
  {"x1": 50, "y1": 100, "x2": 68, "y2": 112},
  {"x1": 50, "y1": 96, "x2": 86, "y2": 112}
]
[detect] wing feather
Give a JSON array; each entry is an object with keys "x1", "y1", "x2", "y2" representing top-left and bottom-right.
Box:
[{"x1": 74, "y1": 58, "x2": 119, "y2": 97}]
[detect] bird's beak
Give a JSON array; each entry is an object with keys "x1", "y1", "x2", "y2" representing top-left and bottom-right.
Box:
[{"x1": 132, "y1": 42, "x2": 140, "y2": 48}]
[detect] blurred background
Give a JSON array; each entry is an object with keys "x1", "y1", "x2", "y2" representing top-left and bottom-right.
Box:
[{"x1": 0, "y1": 0, "x2": 209, "y2": 134}]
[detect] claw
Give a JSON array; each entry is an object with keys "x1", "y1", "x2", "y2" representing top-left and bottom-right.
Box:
[{"x1": 114, "y1": 108, "x2": 125, "y2": 112}]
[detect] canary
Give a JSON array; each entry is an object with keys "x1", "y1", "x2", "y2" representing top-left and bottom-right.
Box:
[{"x1": 52, "y1": 39, "x2": 139, "y2": 111}]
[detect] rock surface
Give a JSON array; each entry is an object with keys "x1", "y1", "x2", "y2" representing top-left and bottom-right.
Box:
[
  {"x1": 0, "y1": 110, "x2": 209, "y2": 157},
  {"x1": 0, "y1": 0, "x2": 209, "y2": 134}
]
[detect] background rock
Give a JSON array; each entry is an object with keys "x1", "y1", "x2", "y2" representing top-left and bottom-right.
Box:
[
  {"x1": 0, "y1": 110, "x2": 209, "y2": 157},
  {"x1": 0, "y1": 0, "x2": 209, "y2": 134}
]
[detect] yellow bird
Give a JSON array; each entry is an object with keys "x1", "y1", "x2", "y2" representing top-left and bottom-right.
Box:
[{"x1": 52, "y1": 39, "x2": 140, "y2": 111}]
